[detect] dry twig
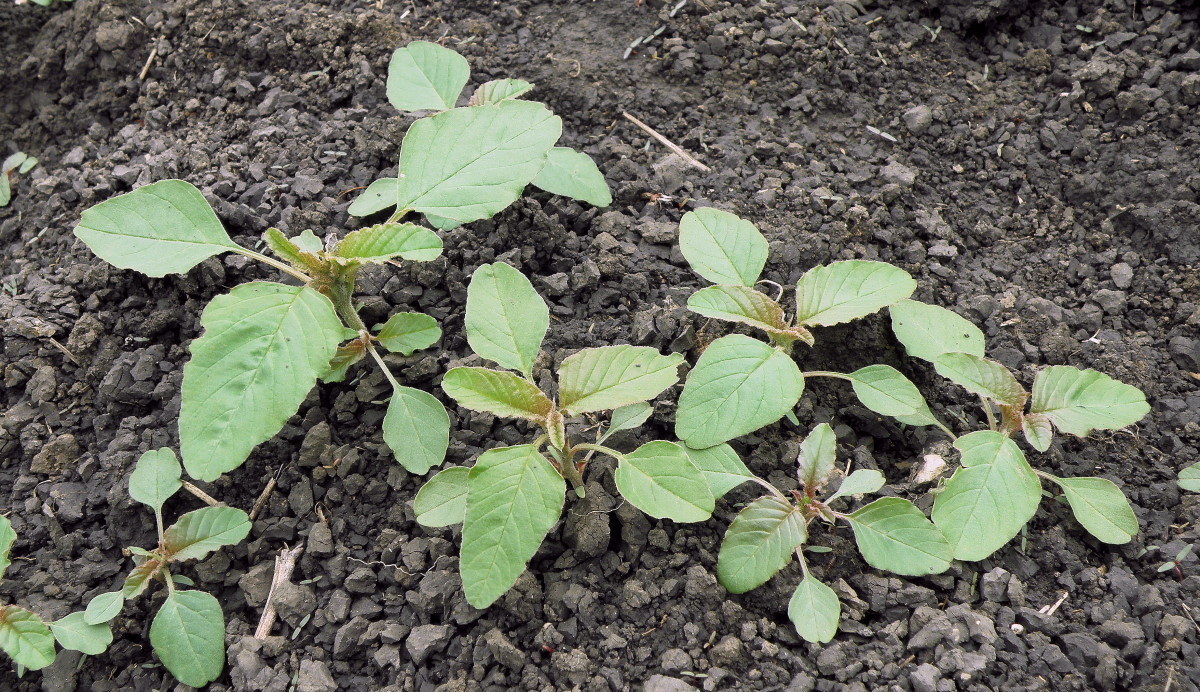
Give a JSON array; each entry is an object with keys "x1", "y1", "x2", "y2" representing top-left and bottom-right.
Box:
[
  {"x1": 622, "y1": 112, "x2": 710, "y2": 172},
  {"x1": 255, "y1": 544, "x2": 305, "y2": 639}
]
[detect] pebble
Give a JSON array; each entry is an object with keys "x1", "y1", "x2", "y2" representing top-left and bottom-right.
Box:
[
  {"x1": 879, "y1": 161, "x2": 916, "y2": 187},
  {"x1": 296, "y1": 659, "x2": 338, "y2": 692},
  {"x1": 406, "y1": 624, "x2": 451, "y2": 664},
  {"x1": 903, "y1": 104, "x2": 933, "y2": 133},
  {"x1": 644, "y1": 675, "x2": 698, "y2": 692},
  {"x1": 1111, "y1": 262, "x2": 1134, "y2": 289}
]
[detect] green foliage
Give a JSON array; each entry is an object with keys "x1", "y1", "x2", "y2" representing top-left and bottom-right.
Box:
[
  {"x1": 680, "y1": 443, "x2": 754, "y2": 500},
  {"x1": 788, "y1": 578, "x2": 840, "y2": 644},
  {"x1": 374, "y1": 312, "x2": 442, "y2": 355},
  {"x1": 150, "y1": 590, "x2": 226, "y2": 688},
  {"x1": 1045, "y1": 476, "x2": 1138, "y2": 544},
  {"x1": 0, "y1": 516, "x2": 58, "y2": 671},
  {"x1": 888, "y1": 299, "x2": 985, "y2": 361},
  {"x1": 1180, "y1": 463, "x2": 1200, "y2": 493},
  {"x1": 0, "y1": 152, "x2": 36, "y2": 208},
  {"x1": 413, "y1": 467, "x2": 470, "y2": 527},
  {"x1": 678, "y1": 207, "x2": 768, "y2": 286},
  {"x1": 1030, "y1": 366, "x2": 1151, "y2": 438},
  {"x1": 532, "y1": 147, "x2": 613, "y2": 207},
  {"x1": 793, "y1": 261, "x2": 916, "y2": 328},
  {"x1": 48, "y1": 613, "x2": 112, "y2": 656},
  {"x1": 614, "y1": 441, "x2": 714, "y2": 522},
  {"x1": 386, "y1": 41, "x2": 470, "y2": 112},
  {"x1": 464, "y1": 262, "x2": 549, "y2": 378}
]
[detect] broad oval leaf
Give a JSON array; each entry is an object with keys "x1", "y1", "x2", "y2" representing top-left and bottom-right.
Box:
[
  {"x1": 848, "y1": 365, "x2": 941, "y2": 428},
  {"x1": 1023, "y1": 412, "x2": 1054, "y2": 452},
  {"x1": 334, "y1": 223, "x2": 442, "y2": 263},
  {"x1": 163, "y1": 506, "x2": 251, "y2": 563},
  {"x1": 442, "y1": 367, "x2": 554, "y2": 421},
  {"x1": 682, "y1": 443, "x2": 754, "y2": 500},
  {"x1": 601, "y1": 402, "x2": 654, "y2": 441},
  {"x1": 687, "y1": 285, "x2": 789, "y2": 334},
  {"x1": 84, "y1": 591, "x2": 125, "y2": 625},
  {"x1": 465, "y1": 262, "x2": 548, "y2": 378},
  {"x1": 382, "y1": 385, "x2": 451, "y2": 475},
  {"x1": 0, "y1": 605, "x2": 55, "y2": 671},
  {"x1": 347, "y1": 177, "x2": 400, "y2": 217},
  {"x1": 73, "y1": 180, "x2": 239, "y2": 277},
  {"x1": 374, "y1": 312, "x2": 441, "y2": 355},
  {"x1": 150, "y1": 590, "x2": 225, "y2": 688},
  {"x1": 678, "y1": 208, "x2": 768, "y2": 286},
  {"x1": 386, "y1": 41, "x2": 470, "y2": 112},
  {"x1": 462, "y1": 445, "x2": 565, "y2": 608},
  {"x1": 558, "y1": 346, "x2": 683, "y2": 416},
  {"x1": 847, "y1": 497, "x2": 953, "y2": 575},
  {"x1": 1046, "y1": 476, "x2": 1138, "y2": 544},
  {"x1": 414, "y1": 467, "x2": 469, "y2": 528},
  {"x1": 889, "y1": 300, "x2": 985, "y2": 362},
  {"x1": 0, "y1": 515, "x2": 15, "y2": 581},
  {"x1": 797, "y1": 423, "x2": 837, "y2": 489},
  {"x1": 396, "y1": 101, "x2": 562, "y2": 224},
  {"x1": 181, "y1": 283, "x2": 344, "y2": 481},
  {"x1": 789, "y1": 578, "x2": 840, "y2": 644},
  {"x1": 717, "y1": 495, "x2": 807, "y2": 593},
  {"x1": 470, "y1": 78, "x2": 535, "y2": 106},
  {"x1": 676, "y1": 335, "x2": 805, "y2": 449},
  {"x1": 932, "y1": 431, "x2": 1041, "y2": 561},
  {"x1": 933, "y1": 352, "x2": 1025, "y2": 406},
  {"x1": 614, "y1": 441, "x2": 714, "y2": 523},
  {"x1": 50, "y1": 612, "x2": 112, "y2": 656},
  {"x1": 827, "y1": 469, "x2": 885, "y2": 502},
  {"x1": 795, "y1": 261, "x2": 916, "y2": 327},
  {"x1": 129, "y1": 448, "x2": 182, "y2": 516},
  {"x1": 1180, "y1": 463, "x2": 1200, "y2": 493},
  {"x1": 1030, "y1": 366, "x2": 1150, "y2": 438},
  {"x1": 531, "y1": 147, "x2": 612, "y2": 207}
]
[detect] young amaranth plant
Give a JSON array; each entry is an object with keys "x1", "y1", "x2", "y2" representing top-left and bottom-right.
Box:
[
  {"x1": 79, "y1": 449, "x2": 251, "y2": 687},
  {"x1": 71, "y1": 41, "x2": 611, "y2": 482},
  {"x1": 1, "y1": 152, "x2": 37, "y2": 208},
  {"x1": 413, "y1": 262, "x2": 718, "y2": 608}
]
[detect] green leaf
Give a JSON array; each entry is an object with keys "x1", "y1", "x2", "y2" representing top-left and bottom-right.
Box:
[
  {"x1": 150, "y1": 590, "x2": 225, "y2": 688},
  {"x1": 1023, "y1": 412, "x2": 1054, "y2": 452},
  {"x1": 848, "y1": 365, "x2": 942, "y2": 428},
  {"x1": 681, "y1": 443, "x2": 754, "y2": 500},
  {"x1": 162, "y1": 506, "x2": 251, "y2": 562},
  {"x1": 129, "y1": 448, "x2": 182, "y2": 517},
  {"x1": 558, "y1": 346, "x2": 683, "y2": 416},
  {"x1": 0, "y1": 173, "x2": 10, "y2": 207},
  {"x1": 0, "y1": 515, "x2": 15, "y2": 581},
  {"x1": 933, "y1": 353, "x2": 1025, "y2": 405},
  {"x1": 17, "y1": 157, "x2": 37, "y2": 175},
  {"x1": 263, "y1": 227, "x2": 319, "y2": 268},
  {"x1": 292, "y1": 229, "x2": 323, "y2": 254},
  {"x1": 1180, "y1": 463, "x2": 1200, "y2": 493},
  {"x1": 469, "y1": 78, "x2": 534, "y2": 105},
  {"x1": 601, "y1": 402, "x2": 654, "y2": 441},
  {"x1": 795, "y1": 260, "x2": 916, "y2": 327},
  {"x1": 347, "y1": 177, "x2": 400, "y2": 217},
  {"x1": 678, "y1": 208, "x2": 768, "y2": 286},
  {"x1": 442, "y1": 367, "x2": 554, "y2": 421},
  {"x1": 123, "y1": 561, "x2": 160, "y2": 599},
  {"x1": 531, "y1": 147, "x2": 612, "y2": 207},
  {"x1": 465, "y1": 262, "x2": 548, "y2": 378},
  {"x1": 888, "y1": 300, "x2": 985, "y2": 362},
  {"x1": 0, "y1": 605, "x2": 55, "y2": 671},
  {"x1": 1030, "y1": 366, "x2": 1150, "y2": 437},
  {"x1": 84, "y1": 592, "x2": 124, "y2": 625},
  {"x1": 797, "y1": 423, "x2": 837, "y2": 489},
  {"x1": 50, "y1": 612, "x2": 112, "y2": 656},
  {"x1": 386, "y1": 40, "x2": 470, "y2": 111},
  {"x1": 932, "y1": 431, "x2": 1041, "y2": 561},
  {"x1": 320, "y1": 340, "x2": 367, "y2": 383},
  {"x1": 2, "y1": 153, "x2": 27, "y2": 172},
  {"x1": 1045, "y1": 476, "x2": 1138, "y2": 544},
  {"x1": 847, "y1": 497, "x2": 953, "y2": 575},
  {"x1": 676, "y1": 335, "x2": 805, "y2": 449},
  {"x1": 382, "y1": 386, "x2": 450, "y2": 475},
  {"x1": 73, "y1": 180, "x2": 240, "y2": 277},
  {"x1": 181, "y1": 283, "x2": 344, "y2": 481},
  {"x1": 788, "y1": 578, "x2": 840, "y2": 644},
  {"x1": 396, "y1": 101, "x2": 562, "y2": 224},
  {"x1": 414, "y1": 467, "x2": 469, "y2": 528},
  {"x1": 373, "y1": 312, "x2": 441, "y2": 355},
  {"x1": 717, "y1": 495, "x2": 807, "y2": 593},
  {"x1": 614, "y1": 441, "x2": 714, "y2": 523},
  {"x1": 827, "y1": 469, "x2": 885, "y2": 502},
  {"x1": 687, "y1": 285, "x2": 789, "y2": 335},
  {"x1": 334, "y1": 223, "x2": 442, "y2": 263},
  {"x1": 461, "y1": 445, "x2": 565, "y2": 608},
  {"x1": 425, "y1": 214, "x2": 463, "y2": 231}
]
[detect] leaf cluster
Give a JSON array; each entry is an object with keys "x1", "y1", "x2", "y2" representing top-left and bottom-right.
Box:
[{"x1": 0, "y1": 152, "x2": 37, "y2": 208}]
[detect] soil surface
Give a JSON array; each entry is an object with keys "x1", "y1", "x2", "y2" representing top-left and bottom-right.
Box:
[{"x1": 2, "y1": 0, "x2": 1199, "y2": 690}]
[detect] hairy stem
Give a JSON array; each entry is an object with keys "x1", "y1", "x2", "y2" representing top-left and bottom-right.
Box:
[
  {"x1": 802, "y1": 370, "x2": 854, "y2": 382},
  {"x1": 232, "y1": 247, "x2": 313, "y2": 284}
]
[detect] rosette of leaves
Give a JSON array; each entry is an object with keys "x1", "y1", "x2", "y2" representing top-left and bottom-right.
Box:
[
  {"x1": 673, "y1": 208, "x2": 917, "y2": 448},
  {"x1": 415, "y1": 262, "x2": 713, "y2": 608},
  {"x1": 80, "y1": 449, "x2": 252, "y2": 687},
  {"x1": 711, "y1": 424, "x2": 952, "y2": 643}
]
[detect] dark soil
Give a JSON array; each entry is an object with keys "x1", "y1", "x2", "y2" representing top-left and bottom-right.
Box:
[{"x1": 3, "y1": 0, "x2": 1199, "y2": 690}]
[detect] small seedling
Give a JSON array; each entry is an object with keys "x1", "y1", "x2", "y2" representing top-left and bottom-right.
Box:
[
  {"x1": 0, "y1": 152, "x2": 37, "y2": 207},
  {"x1": 714, "y1": 424, "x2": 951, "y2": 643},
  {"x1": 1179, "y1": 463, "x2": 1200, "y2": 493},
  {"x1": 673, "y1": 208, "x2": 917, "y2": 448},
  {"x1": 1155, "y1": 544, "x2": 1193, "y2": 579},
  {"x1": 416, "y1": 262, "x2": 714, "y2": 608},
  {"x1": 80, "y1": 449, "x2": 251, "y2": 687}
]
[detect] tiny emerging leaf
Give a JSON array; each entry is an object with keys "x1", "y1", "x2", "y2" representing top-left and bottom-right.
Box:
[
  {"x1": 797, "y1": 423, "x2": 836, "y2": 490},
  {"x1": 470, "y1": 78, "x2": 535, "y2": 106},
  {"x1": 795, "y1": 261, "x2": 915, "y2": 327},
  {"x1": 826, "y1": 469, "x2": 885, "y2": 502},
  {"x1": 678, "y1": 208, "x2": 768, "y2": 286},
  {"x1": 1023, "y1": 412, "x2": 1054, "y2": 452},
  {"x1": 128, "y1": 448, "x2": 182, "y2": 518}
]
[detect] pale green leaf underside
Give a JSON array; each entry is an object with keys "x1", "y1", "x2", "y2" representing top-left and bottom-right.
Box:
[
  {"x1": 717, "y1": 495, "x2": 807, "y2": 594},
  {"x1": 848, "y1": 365, "x2": 941, "y2": 428},
  {"x1": 933, "y1": 430, "x2": 1041, "y2": 561},
  {"x1": 789, "y1": 578, "x2": 841, "y2": 644},
  {"x1": 676, "y1": 334, "x2": 804, "y2": 449},
  {"x1": 163, "y1": 506, "x2": 251, "y2": 562},
  {"x1": 0, "y1": 606, "x2": 55, "y2": 671},
  {"x1": 465, "y1": 262, "x2": 548, "y2": 378},
  {"x1": 687, "y1": 285, "x2": 789, "y2": 334},
  {"x1": 889, "y1": 299, "x2": 985, "y2": 362},
  {"x1": 442, "y1": 367, "x2": 554, "y2": 421},
  {"x1": 678, "y1": 207, "x2": 768, "y2": 286},
  {"x1": 84, "y1": 592, "x2": 124, "y2": 625},
  {"x1": 150, "y1": 590, "x2": 225, "y2": 688},
  {"x1": 382, "y1": 386, "x2": 450, "y2": 475},
  {"x1": 797, "y1": 423, "x2": 836, "y2": 489},
  {"x1": 1030, "y1": 366, "x2": 1150, "y2": 437},
  {"x1": 73, "y1": 179, "x2": 238, "y2": 277},
  {"x1": 0, "y1": 515, "x2": 14, "y2": 581},
  {"x1": 1180, "y1": 463, "x2": 1200, "y2": 493},
  {"x1": 531, "y1": 147, "x2": 612, "y2": 207},
  {"x1": 1023, "y1": 412, "x2": 1054, "y2": 452},
  {"x1": 933, "y1": 353, "x2": 1025, "y2": 406},
  {"x1": 615, "y1": 441, "x2": 714, "y2": 523},
  {"x1": 347, "y1": 177, "x2": 400, "y2": 217},
  {"x1": 181, "y1": 282, "x2": 344, "y2": 481},
  {"x1": 682, "y1": 443, "x2": 754, "y2": 500},
  {"x1": 848, "y1": 497, "x2": 953, "y2": 575},
  {"x1": 374, "y1": 312, "x2": 441, "y2": 355},
  {"x1": 558, "y1": 346, "x2": 683, "y2": 416},
  {"x1": 414, "y1": 467, "x2": 470, "y2": 528},
  {"x1": 396, "y1": 100, "x2": 562, "y2": 223},
  {"x1": 335, "y1": 223, "x2": 442, "y2": 263},
  {"x1": 129, "y1": 448, "x2": 182, "y2": 516},
  {"x1": 827, "y1": 469, "x2": 885, "y2": 501},
  {"x1": 470, "y1": 78, "x2": 535, "y2": 106},
  {"x1": 386, "y1": 40, "x2": 470, "y2": 112},
  {"x1": 50, "y1": 612, "x2": 113, "y2": 655},
  {"x1": 795, "y1": 260, "x2": 915, "y2": 327},
  {"x1": 603, "y1": 402, "x2": 654, "y2": 440},
  {"x1": 263, "y1": 227, "x2": 317, "y2": 267},
  {"x1": 1047, "y1": 476, "x2": 1138, "y2": 544},
  {"x1": 462, "y1": 445, "x2": 565, "y2": 608}
]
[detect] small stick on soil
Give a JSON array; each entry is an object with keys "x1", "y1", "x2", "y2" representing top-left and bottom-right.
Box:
[
  {"x1": 181, "y1": 481, "x2": 222, "y2": 507},
  {"x1": 248, "y1": 475, "x2": 278, "y2": 522},
  {"x1": 621, "y1": 112, "x2": 710, "y2": 172},
  {"x1": 255, "y1": 544, "x2": 304, "y2": 639},
  {"x1": 47, "y1": 337, "x2": 81, "y2": 366},
  {"x1": 138, "y1": 44, "x2": 159, "y2": 81},
  {"x1": 1039, "y1": 591, "x2": 1069, "y2": 617}
]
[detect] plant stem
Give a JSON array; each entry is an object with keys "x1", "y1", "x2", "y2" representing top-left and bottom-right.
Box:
[
  {"x1": 552, "y1": 446, "x2": 586, "y2": 499},
  {"x1": 366, "y1": 342, "x2": 402, "y2": 391},
  {"x1": 233, "y1": 247, "x2": 313, "y2": 283},
  {"x1": 751, "y1": 476, "x2": 788, "y2": 500},
  {"x1": 794, "y1": 546, "x2": 811, "y2": 579},
  {"x1": 570, "y1": 443, "x2": 626, "y2": 462},
  {"x1": 980, "y1": 396, "x2": 997, "y2": 431},
  {"x1": 802, "y1": 370, "x2": 853, "y2": 381}
]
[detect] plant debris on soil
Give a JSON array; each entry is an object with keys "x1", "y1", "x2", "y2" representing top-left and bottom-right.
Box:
[{"x1": 2, "y1": 0, "x2": 1199, "y2": 690}]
